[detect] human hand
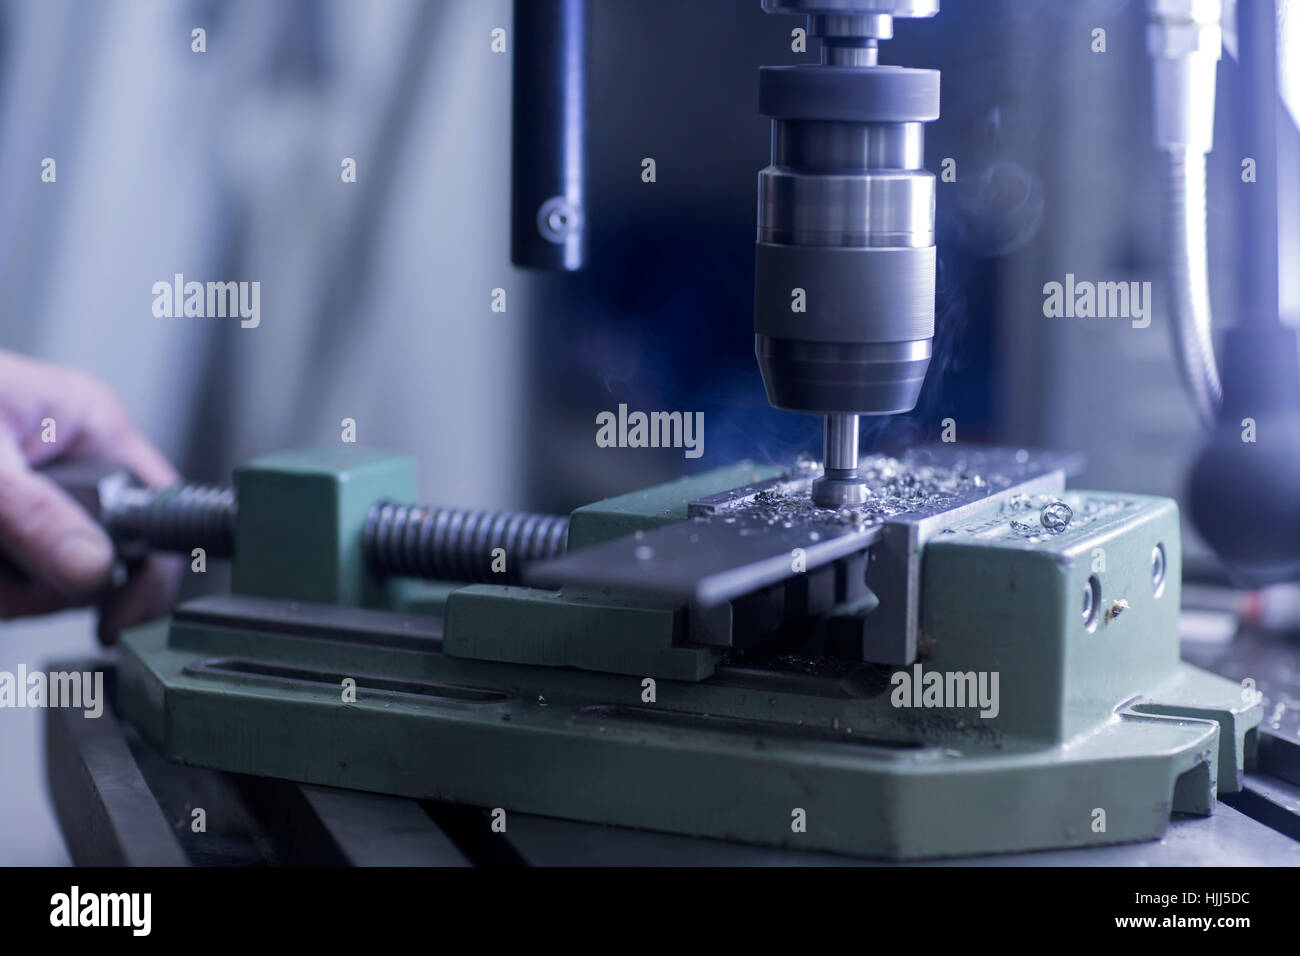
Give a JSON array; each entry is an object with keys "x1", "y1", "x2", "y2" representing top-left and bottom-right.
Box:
[{"x1": 0, "y1": 350, "x2": 181, "y2": 642}]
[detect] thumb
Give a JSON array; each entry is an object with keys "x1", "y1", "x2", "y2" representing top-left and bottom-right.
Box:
[{"x1": 0, "y1": 463, "x2": 116, "y2": 596}]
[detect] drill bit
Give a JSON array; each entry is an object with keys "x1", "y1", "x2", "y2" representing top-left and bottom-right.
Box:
[{"x1": 811, "y1": 413, "x2": 869, "y2": 507}]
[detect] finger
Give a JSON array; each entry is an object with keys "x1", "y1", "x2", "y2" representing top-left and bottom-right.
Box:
[
  {"x1": 96, "y1": 554, "x2": 182, "y2": 645},
  {"x1": 65, "y1": 394, "x2": 179, "y2": 490},
  {"x1": 0, "y1": 482, "x2": 85, "y2": 617},
  {"x1": 7, "y1": 363, "x2": 179, "y2": 489},
  {"x1": 70, "y1": 376, "x2": 179, "y2": 487},
  {"x1": 0, "y1": 464, "x2": 115, "y2": 596}
]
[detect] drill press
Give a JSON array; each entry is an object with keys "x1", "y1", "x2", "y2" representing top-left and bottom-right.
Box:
[
  {"x1": 84, "y1": 1, "x2": 1272, "y2": 861},
  {"x1": 753, "y1": 0, "x2": 940, "y2": 507}
]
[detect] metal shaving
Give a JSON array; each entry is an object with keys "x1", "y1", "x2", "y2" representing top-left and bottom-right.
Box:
[
  {"x1": 1002, "y1": 494, "x2": 1130, "y2": 543},
  {"x1": 709, "y1": 453, "x2": 1018, "y2": 531}
]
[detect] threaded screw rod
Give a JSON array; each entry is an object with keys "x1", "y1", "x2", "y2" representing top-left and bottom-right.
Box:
[
  {"x1": 99, "y1": 483, "x2": 569, "y2": 585},
  {"x1": 105, "y1": 484, "x2": 237, "y2": 557},
  {"x1": 363, "y1": 501, "x2": 569, "y2": 585}
]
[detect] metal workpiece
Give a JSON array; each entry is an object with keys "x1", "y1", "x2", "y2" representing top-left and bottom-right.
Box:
[
  {"x1": 565, "y1": 460, "x2": 788, "y2": 551},
  {"x1": 754, "y1": 1, "x2": 941, "y2": 508},
  {"x1": 527, "y1": 491, "x2": 879, "y2": 610}
]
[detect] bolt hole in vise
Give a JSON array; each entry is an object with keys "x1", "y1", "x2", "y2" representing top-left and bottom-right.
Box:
[
  {"x1": 1083, "y1": 574, "x2": 1101, "y2": 632},
  {"x1": 1151, "y1": 542, "x2": 1167, "y2": 597}
]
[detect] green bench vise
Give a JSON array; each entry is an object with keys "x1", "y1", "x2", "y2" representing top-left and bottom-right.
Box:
[{"x1": 107, "y1": 446, "x2": 1261, "y2": 859}]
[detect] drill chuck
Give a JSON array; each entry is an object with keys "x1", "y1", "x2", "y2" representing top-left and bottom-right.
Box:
[
  {"x1": 754, "y1": 52, "x2": 939, "y2": 416},
  {"x1": 753, "y1": 1, "x2": 940, "y2": 507}
]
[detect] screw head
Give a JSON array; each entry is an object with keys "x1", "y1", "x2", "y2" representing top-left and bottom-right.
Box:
[{"x1": 537, "y1": 196, "x2": 581, "y2": 243}]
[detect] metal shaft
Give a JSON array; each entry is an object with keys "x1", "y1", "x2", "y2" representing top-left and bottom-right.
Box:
[
  {"x1": 105, "y1": 484, "x2": 236, "y2": 556},
  {"x1": 823, "y1": 412, "x2": 860, "y2": 472},
  {"x1": 100, "y1": 483, "x2": 568, "y2": 586},
  {"x1": 363, "y1": 501, "x2": 569, "y2": 585}
]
